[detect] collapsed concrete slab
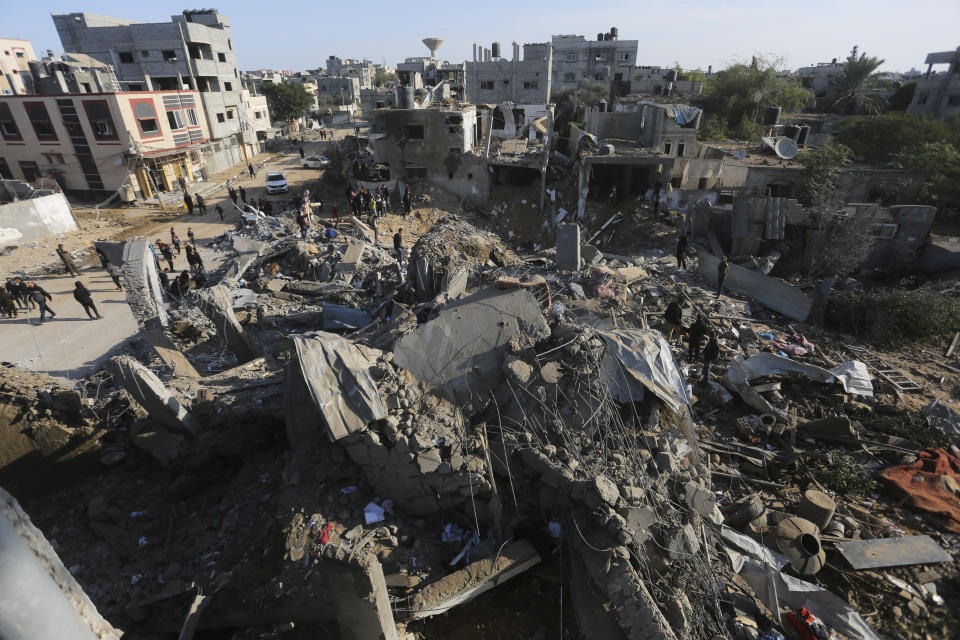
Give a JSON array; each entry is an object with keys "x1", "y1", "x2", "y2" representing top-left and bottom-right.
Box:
[
  {"x1": 109, "y1": 355, "x2": 199, "y2": 436},
  {"x1": 121, "y1": 238, "x2": 168, "y2": 329},
  {"x1": 393, "y1": 288, "x2": 550, "y2": 404},
  {"x1": 556, "y1": 222, "x2": 582, "y2": 271},
  {"x1": 221, "y1": 237, "x2": 265, "y2": 287},
  {"x1": 192, "y1": 285, "x2": 261, "y2": 363},
  {"x1": 406, "y1": 540, "x2": 541, "y2": 619},
  {"x1": 0, "y1": 487, "x2": 123, "y2": 640},
  {"x1": 286, "y1": 332, "x2": 387, "y2": 441},
  {"x1": 698, "y1": 251, "x2": 812, "y2": 322},
  {"x1": 143, "y1": 329, "x2": 200, "y2": 378},
  {"x1": 337, "y1": 242, "x2": 366, "y2": 284}
]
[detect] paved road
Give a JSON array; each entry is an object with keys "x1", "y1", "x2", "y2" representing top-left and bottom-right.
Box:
[{"x1": 0, "y1": 144, "x2": 328, "y2": 382}]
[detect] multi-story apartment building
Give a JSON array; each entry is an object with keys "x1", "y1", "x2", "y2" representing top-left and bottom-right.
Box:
[
  {"x1": 0, "y1": 89, "x2": 210, "y2": 200},
  {"x1": 465, "y1": 42, "x2": 552, "y2": 105},
  {"x1": 52, "y1": 9, "x2": 259, "y2": 173},
  {"x1": 550, "y1": 29, "x2": 638, "y2": 96},
  {"x1": 0, "y1": 38, "x2": 37, "y2": 95},
  {"x1": 325, "y1": 57, "x2": 375, "y2": 90},
  {"x1": 908, "y1": 46, "x2": 960, "y2": 119}
]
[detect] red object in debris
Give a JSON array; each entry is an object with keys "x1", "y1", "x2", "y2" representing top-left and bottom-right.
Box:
[
  {"x1": 786, "y1": 608, "x2": 818, "y2": 640},
  {"x1": 593, "y1": 283, "x2": 616, "y2": 299},
  {"x1": 881, "y1": 448, "x2": 960, "y2": 533},
  {"x1": 319, "y1": 522, "x2": 335, "y2": 545}
]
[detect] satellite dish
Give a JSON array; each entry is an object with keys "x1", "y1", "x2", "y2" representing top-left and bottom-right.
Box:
[
  {"x1": 753, "y1": 92, "x2": 762, "y2": 103},
  {"x1": 762, "y1": 136, "x2": 799, "y2": 160}
]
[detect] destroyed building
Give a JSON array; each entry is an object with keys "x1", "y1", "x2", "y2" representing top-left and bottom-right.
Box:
[
  {"x1": 907, "y1": 45, "x2": 960, "y2": 119},
  {"x1": 551, "y1": 29, "x2": 638, "y2": 96},
  {"x1": 464, "y1": 41, "x2": 552, "y2": 105}
]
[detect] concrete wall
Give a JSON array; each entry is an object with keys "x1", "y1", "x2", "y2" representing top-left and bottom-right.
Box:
[
  {"x1": 465, "y1": 43, "x2": 552, "y2": 104},
  {"x1": 0, "y1": 193, "x2": 77, "y2": 247},
  {"x1": 551, "y1": 35, "x2": 637, "y2": 90},
  {"x1": 0, "y1": 487, "x2": 123, "y2": 640},
  {"x1": 0, "y1": 38, "x2": 36, "y2": 95}
]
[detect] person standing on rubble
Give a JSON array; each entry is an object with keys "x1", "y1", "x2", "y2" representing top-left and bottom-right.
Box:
[
  {"x1": 393, "y1": 229, "x2": 404, "y2": 264},
  {"x1": 676, "y1": 234, "x2": 689, "y2": 270},
  {"x1": 229, "y1": 186, "x2": 238, "y2": 206},
  {"x1": 701, "y1": 333, "x2": 720, "y2": 383},
  {"x1": 664, "y1": 299, "x2": 685, "y2": 342},
  {"x1": 56, "y1": 244, "x2": 82, "y2": 277},
  {"x1": 688, "y1": 314, "x2": 709, "y2": 360},
  {"x1": 297, "y1": 210, "x2": 309, "y2": 240},
  {"x1": 26, "y1": 281, "x2": 55, "y2": 321},
  {"x1": 330, "y1": 204, "x2": 339, "y2": 227},
  {"x1": 159, "y1": 241, "x2": 175, "y2": 271},
  {"x1": 72, "y1": 281, "x2": 102, "y2": 320},
  {"x1": 716, "y1": 256, "x2": 729, "y2": 296},
  {"x1": 371, "y1": 215, "x2": 379, "y2": 243}
]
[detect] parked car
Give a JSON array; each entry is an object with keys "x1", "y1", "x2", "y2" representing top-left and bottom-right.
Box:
[
  {"x1": 265, "y1": 171, "x2": 288, "y2": 194},
  {"x1": 302, "y1": 155, "x2": 330, "y2": 169}
]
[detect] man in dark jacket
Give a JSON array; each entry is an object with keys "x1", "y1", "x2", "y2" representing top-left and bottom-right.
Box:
[
  {"x1": 14, "y1": 278, "x2": 33, "y2": 309},
  {"x1": 717, "y1": 256, "x2": 729, "y2": 296},
  {"x1": 239, "y1": 186, "x2": 247, "y2": 203},
  {"x1": 702, "y1": 333, "x2": 720, "y2": 382},
  {"x1": 5, "y1": 277, "x2": 25, "y2": 309},
  {"x1": 73, "y1": 281, "x2": 102, "y2": 319},
  {"x1": 663, "y1": 299, "x2": 685, "y2": 342},
  {"x1": 687, "y1": 314, "x2": 710, "y2": 361},
  {"x1": 159, "y1": 242, "x2": 175, "y2": 271},
  {"x1": 195, "y1": 194, "x2": 207, "y2": 214},
  {"x1": 229, "y1": 186, "x2": 238, "y2": 205},
  {"x1": 393, "y1": 229, "x2": 404, "y2": 264},
  {"x1": 56, "y1": 244, "x2": 81, "y2": 276},
  {"x1": 184, "y1": 193, "x2": 194, "y2": 215},
  {"x1": 106, "y1": 263, "x2": 123, "y2": 290},
  {"x1": 676, "y1": 234, "x2": 689, "y2": 270},
  {"x1": 0, "y1": 287, "x2": 17, "y2": 317},
  {"x1": 27, "y1": 281, "x2": 56, "y2": 321}
]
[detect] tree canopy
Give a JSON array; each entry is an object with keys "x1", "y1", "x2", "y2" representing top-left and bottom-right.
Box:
[
  {"x1": 374, "y1": 68, "x2": 394, "y2": 87},
  {"x1": 261, "y1": 82, "x2": 314, "y2": 123},
  {"x1": 828, "y1": 46, "x2": 885, "y2": 115},
  {"x1": 833, "y1": 113, "x2": 959, "y2": 162},
  {"x1": 692, "y1": 55, "x2": 812, "y2": 140},
  {"x1": 551, "y1": 81, "x2": 609, "y2": 133},
  {"x1": 886, "y1": 81, "x2": 916, "y2": 112}
]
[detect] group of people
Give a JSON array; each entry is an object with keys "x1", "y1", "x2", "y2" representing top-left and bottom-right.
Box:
[
  {"x1": 663, "y1": 299, "x2": 720, "y2": 382},
  {"x1": 182, "y1": 192, "x2": 208, "y2": 216},
  {"x1": 347, "y1": 184, "x2": 394, "y2": 220},
  {"x1": 153, "y1": 227, "x2": 205, "y2": 276}
]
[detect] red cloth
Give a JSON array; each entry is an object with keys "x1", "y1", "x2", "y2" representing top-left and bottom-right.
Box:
[{"x1": 881, "y1": 448, "x2": 960, "y2": 533}]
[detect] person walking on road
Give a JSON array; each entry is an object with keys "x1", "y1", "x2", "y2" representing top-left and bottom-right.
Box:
[
  {"x1": 239, "y1": 186, "x2": 247, "y2": 203},
  {"x1": 716, "y1": 256, "x2": 729, "y2": 297},
  {"x1": 14, "y1": 278, "x2": 34, "y2": 310},
  {"x1": 184, "y1": 192, "x2": 194, "y2": 215},
  {"x1": 215, "y1": 204, "x2": 224, "y2": 221},
  {"x1": 5, "y1": 277, "x2": 25, "y2": 310},
  {"x1": 170, "y1": 228, "x2": 182, "y2": 254},
  {"x1": 299, "y1": 146, "x2": 305, "y2": 159},
  {"x1": 72, "y1": 281, "x2": 102, "y2": 320},
  {"x1": 27, "y1": 281, "x2": 55, "y2": 321},
  {"x1": 229, "y1": 186, "x2": 238, "y2": 206},
  {"x1": 247, "y1": 163, "x2": 256, "y2": 178},
  {"x1": 106, "y1": 263, "x2": 123, "y2": 290},
  {"x1": 0, "y1": 287, "x2": 17, "y2": 318},
  {"x1": 196, "y1": 194, "x2": 207, "y2": 214},
  {"x1": 187, "y1": 227, "x2": 197, "y2": 247},
  {"x1": 56, "y1": 244, "x2": 81, "y2": 277},
  {"x1": 158, "y1": 241, "x2": 175, "y2": 271}
]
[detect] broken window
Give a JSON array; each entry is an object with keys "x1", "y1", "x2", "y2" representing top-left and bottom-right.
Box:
[
  {"x1": 224, "y1": 81, "x2": 233, "y2": 91},
  {"x1": 162, "y1": 50, "x2": 177, "y2": 61},
  {"x1": 663, "y1": 142, "x2": 672, "y2": 155},
  {"x1": 619, "y1": 52, "x2": 630, "y2": 61},
  {"x1": 0, "y1": 102, "x2": 22, "y2": 140},
  {"x1": 118, "y1": 52, "x2": 134, "y2": 64},
  {"x1": 523, "y1": 81, "x2": 539, "y2": 90},
  {"x1": 491, "y1": 107, "x2": 505, "y2": 130},
  {"x1": 594, "y1": 72, "x2": 604, "y2": 81},
  {"x1": 403, "y1": 125, "x2": 424, "y2": 140},
  {"x1": 445, "y1": 115, "x2": 462, "y2": 125},
  {"x1": 19, "y1": 160, "x2": 40, "y2": 182},
  {"x1": 0, "y1": 157, "x2": 12, "y2": 179},
  {"x1": 42, "y1": 153, "x2": 64, "y2": 164},
  {"x1": 480, "y1": 80, "x2": 494, "y2": 90},
  {"x1": 698, "y1": 177, "x2": 708, "y2": 190},
  {"x1": 677, "y1": 142, "x2": 685, "y2": 156}
]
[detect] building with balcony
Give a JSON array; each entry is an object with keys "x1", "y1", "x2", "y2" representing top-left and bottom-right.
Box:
[
  {"x1": 908, "y1": 46, "x2": 960, "y2": 119},
  {"x1": 52, "y1": 9, "x2": 257, "y2": 173},
  {"x1": 0, "y1": 89, "x2": 210, "y2": 201}
]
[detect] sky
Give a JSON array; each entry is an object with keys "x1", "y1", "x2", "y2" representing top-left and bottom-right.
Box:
[{"x1": 6, "y1": 1, "x2": 959, "y2": 74}]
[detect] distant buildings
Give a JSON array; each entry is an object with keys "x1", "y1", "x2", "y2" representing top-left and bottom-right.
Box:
[
  {"x1": 0, "y1": 38, "x2": 36, "y2": 95},
  {"x1": 907, "y1": 46, "x2": 960, "y2": 119},
  {"x1": 550, "y1": 29, "x2": 638, "y2": 96},
  {"x1": 464, "y1": 42, "x2": 552, "y2": 105},
  {"x1": 326, "y1": 57, "x2": 375, "y2": 90}
]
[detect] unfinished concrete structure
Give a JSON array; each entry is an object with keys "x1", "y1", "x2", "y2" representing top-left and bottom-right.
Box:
[
  {"x1": 551, "y1": 29, "x2": 638, "y2": 96},
  {"x1": 465, "y1": 42, "x2": 552, "y2": 105},
  {"x1": 367, "y1": 103, "x2": 487, "y2": 202},
  {"x1": 630, "y1": 65, "x2": 704, "y2": 98},
  {"x1": 325, "y1": 56, "x2": 376, "y2": 90},
  {"x1": 907, "y1": 46, "x2": 960, "y2": 118},
  {"x1": 53, "y1": 10, "x2": 260, "y2": 173},
  {"x1": 0, "y1": 37, "x2": 36, "y2": 95}
]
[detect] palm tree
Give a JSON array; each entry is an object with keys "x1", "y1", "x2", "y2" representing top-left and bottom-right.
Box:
[{"x1": 830, "y1": 46, "x2": 886, "y2": 115}]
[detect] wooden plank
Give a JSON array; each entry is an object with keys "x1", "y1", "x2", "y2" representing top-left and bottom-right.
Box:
[
  {"x1": 835, "y1": 535, "x2": 952, "y2": 570},
  {"x1": 946, "y1": 332, "x2": 960, "y2": 358}
]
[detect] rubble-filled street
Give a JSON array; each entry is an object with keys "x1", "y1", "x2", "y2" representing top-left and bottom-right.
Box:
[{"x1": 2, "y1": 7, "x2": 960, "y2": 640}]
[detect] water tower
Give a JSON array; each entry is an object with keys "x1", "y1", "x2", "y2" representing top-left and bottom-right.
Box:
[{"x1": 422, "y1": 37, "x2": 444, "y2": 58}]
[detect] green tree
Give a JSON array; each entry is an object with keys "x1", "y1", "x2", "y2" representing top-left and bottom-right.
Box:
[
  {"x1": 672, "y1": 62, "x2": 706, "y2": 82},
  {"x1": 551, "y1": 81, "x2": 610, "y2": 132},
  {"x1": 902, "y1": 142, "x2": 960, "y2": 214},
  {"x1": 833, "y1": 113, "x2": 958, "y2": 162},
  {"x1": 799, "y1": 142, "x2": 852, "y2": 209},
  {"x1": 374, "y1": 68, "x2": 394, "y2": 87},
  {"x1": 693, "y1": 55, "x2": 812, "y2": 140},
  {"x1": 829, "y1": 46, "x2": 885, "y2": 115},
  {"x1": 261, "y1": 82, "x2": 314, "y2": 123},
  {"x1": 886, "y1": 81, "x2": 916, "y2": 111}
]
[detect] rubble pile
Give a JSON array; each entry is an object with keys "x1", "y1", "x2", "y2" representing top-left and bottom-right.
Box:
[{"x1": 3, "y1": 196, "x2": 959, "y2": 640}]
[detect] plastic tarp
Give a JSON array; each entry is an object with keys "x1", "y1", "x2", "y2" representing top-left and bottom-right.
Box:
[
  {"x1": 726, "y1": 353, "x2": 873, "y2": 420},
  {"x1": 672, "y1": 106, "x2": 700, "y2": 126},
  {"x1": 292, "y1": 332, "x2": 387, "y2": 441},
  {"x1": 598, "y1": 329, "x2": 692, "y2": 416}
]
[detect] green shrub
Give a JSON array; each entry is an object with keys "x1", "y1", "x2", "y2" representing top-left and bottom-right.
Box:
[
  {"x1": 815, "y1": 451, "x2": 877, "y2": 497},
  {"x1": 826, "y1": 288, "x2": 960, "y2": 346}
]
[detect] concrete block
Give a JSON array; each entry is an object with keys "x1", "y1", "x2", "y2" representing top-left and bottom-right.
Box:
[
  {"x1": 109, "y1": 356, "x2": 199, "y2": 436},
  {"x1": 416, "y1": 449, "x2": 443, "y2": 474},
  {"x1": 556, "y1": 223, "x2": 581, "y2": 271}
]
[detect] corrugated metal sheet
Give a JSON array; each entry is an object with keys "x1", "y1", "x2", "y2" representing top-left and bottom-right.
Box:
[{"x1": 293, "y1": 333, "x2": 386, "y2": 440}]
